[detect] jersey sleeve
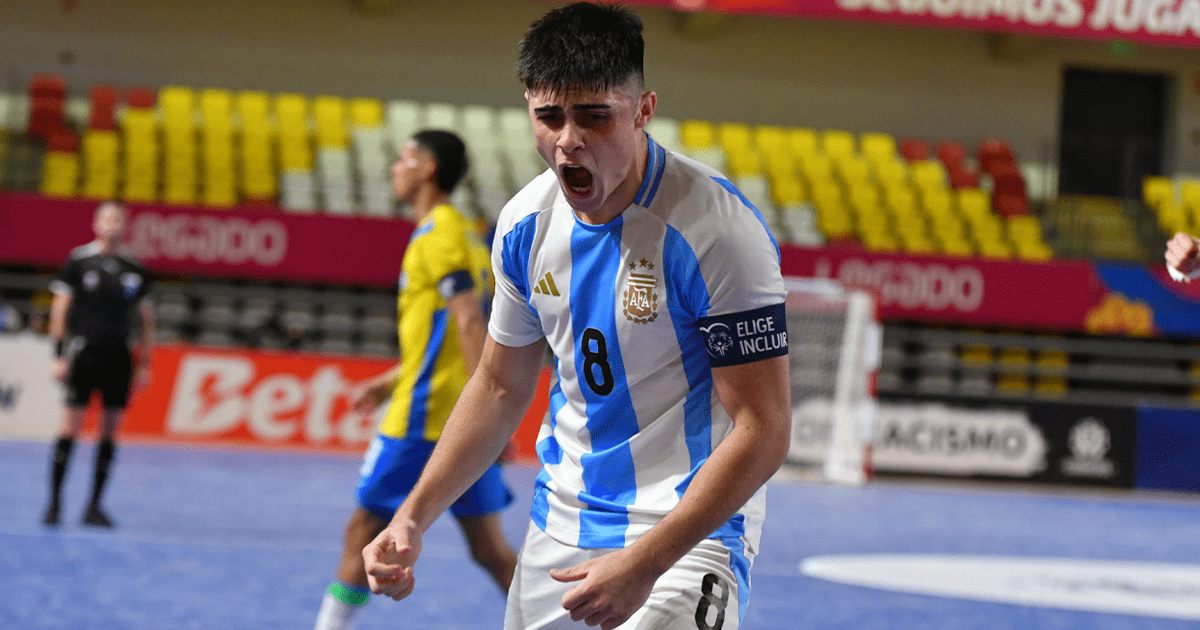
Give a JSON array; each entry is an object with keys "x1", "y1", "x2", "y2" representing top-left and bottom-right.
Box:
[
  {"x1": 49, "y1": 257, "x2": 78, "y2": 296},
  {"x1": 487, "y1": 216, "x2": 544, "y2": 347},
  {"x1": 693, "y1": 191, "x2": 788, "y2": 368},
  {"x1": 422, "y1": 225, "x2": 477, "y2": 300}
]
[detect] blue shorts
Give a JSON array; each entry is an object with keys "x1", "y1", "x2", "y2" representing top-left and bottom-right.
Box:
[{"x1": 356, "y1": 434, "x2": 514, "y2": 521}]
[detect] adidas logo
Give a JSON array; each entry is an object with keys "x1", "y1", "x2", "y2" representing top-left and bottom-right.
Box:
[{"x1": 532, "y1": 272, "x2": 560, "y2": 296}]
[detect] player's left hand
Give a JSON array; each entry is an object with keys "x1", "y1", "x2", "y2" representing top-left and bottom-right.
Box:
[{"x1": 551, "y1": 548, "x2": 659, "y2": 630}]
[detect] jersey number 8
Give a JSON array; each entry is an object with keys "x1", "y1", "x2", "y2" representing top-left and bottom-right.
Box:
[{"x1": 581, "y1": 328, "x2": 614, "y2": 396}]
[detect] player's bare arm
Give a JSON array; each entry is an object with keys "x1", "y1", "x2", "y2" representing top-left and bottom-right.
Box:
[
  {"x1": 48, "y1": 291, "x2": 72, "y2": 382},
  {"x1": 350, "y1": 364, "x2": 401, "y2": 413},
  {"x1": 363, "y1": 334, "x2": 545, "y2": 599},
  {"x1": 445, "y1": 289, "x2": 487, "y2": 378},
  {"x1": 551, "y1": 354, "x2": 792, "y2": 630},
  {"x1": 1165, "y1": 232, "x2": 1200, "y2": 282}
]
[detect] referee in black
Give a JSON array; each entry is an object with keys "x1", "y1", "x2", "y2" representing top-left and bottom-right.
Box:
[{"x1": 44, "y1": 202, "x2": 155, "y2": 527}]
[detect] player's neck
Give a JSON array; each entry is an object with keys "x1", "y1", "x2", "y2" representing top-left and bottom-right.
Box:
[
  {"x1": 410, "y1": 184, "x2": 448, "y2": 222},
  {"x1": 92, "y1": 238, "x2": 118, "y2": 255}
]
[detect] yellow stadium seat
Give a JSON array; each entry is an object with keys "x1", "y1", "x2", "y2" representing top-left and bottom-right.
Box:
[
  {"x1": 875, "y1": 158, "x2": 909, "y2": 190},
  {"x1": 1180, "y1": 180, "x2": 1200, "y2": 213},
  {"x1": 725, "y1": 149, "x2": 761, "y2": 177},
  {"x1": 1143, "y1": 175, "x2": 1174, "y2": 209},
  {"x1": 921, "y1": 188, "x2": 954, "y2": 217},
  {"x1": 821, "y1": 129, "x2": 856, "y2": 162},
  {"x1": 838, "y1": 157, "x2": 872, "y2": 187},
  {"x1": 1157, "y1": 202, "x2": 1188, "y2": 234},
  {"x1": 1014, "y1": 242, "x2": 1054, "y2": 261},
  {"x1": 1006, "y1": 215, "x2": 1043, "y2": 241},
  {"x1": 799, "y1": 154, "x2": 835, "y2": 185},
  {"x1": 957, "y1": 188, "x2": 991, "y2": 219},
  {"x1": 769, "y1": 175, "x2": 805, "y2": 207},
  {"x1": 861, "y1": 230, "x2": 899, "y2": 252},
  {"x1": 313, "y1": 95, "x2": 347, "y2": 148},
  {"x1": 718, "y1": 122, "x2": 752, "y2": 153},
  {"x1": 40, "y1": 151, "x2": 79, "y2": 198},
  {"x1": 764, "y1": 151, "x2": 796, "y2": 181},
  {"x1": 885, "y1": 185, "x2": 918, "y2": 214},
  {"x1": 848, "y1": 185, "x2": 880, "y2": 213},
  {"x1": 860, "y1": 132, "x2": 897, "y2": 165},
  {"x1": 810, "y1": 181, "x2": 843, "y2": 208},
  {"x1": 938, "y1": 237, "x2": 975, "y2": 257},
  {"x1": 996, "y1": 373, "x2": 1029, "y2": 394},
  {"x1": 1033, "y1": 376, "x2": 1068, "y2": 397},
  {"x1": 788, "y1": 128, "x2": 819, "y2": 160},
  {"x1": 1034, "y1": 349, "x2": 1069, "y2": 372},
  {"x1": 159, "y1": 86, "x2": 195, "y2": 122},
  {"x1": 977, "y1": 236, "x2": 1014, "y2": 260},
  {"x1": 680, "y1": 119, "x2": 716, "y2": 149},
  {"x1": 237, "y1": 91, "x2": 271, "y2": 126},
  {"x1": 910, "y1": 160, "x2": 948, "y2": 191},
  {"x1": 201, "y1": 89, "x2": 233, "y2": 121},
  {"x1": 349, "y1": 98, "x2": 384, "y2": 128},
  {"x1": 959, "y1": 344, "x2": 993, "y2": 366},
  {"x1": 754, "y1": 126, "x2": 787, "y2": 154}
]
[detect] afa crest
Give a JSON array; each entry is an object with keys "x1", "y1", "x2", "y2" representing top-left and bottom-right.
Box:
[{"x1": 623, "y1": 258, "x2": 658, "y2": 324}]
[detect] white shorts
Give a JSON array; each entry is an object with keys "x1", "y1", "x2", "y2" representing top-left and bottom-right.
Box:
[{"x1": 503, "y1": 522, "x2": 742, "y2": 630}]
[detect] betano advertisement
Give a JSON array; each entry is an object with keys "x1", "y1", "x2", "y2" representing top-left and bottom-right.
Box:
[
  {"x1": 0, "y1": 339, "x2": 550, "y2": 461},
  {"x1": 621, "y1": 0, "x2": 1200, "y2": 49}
]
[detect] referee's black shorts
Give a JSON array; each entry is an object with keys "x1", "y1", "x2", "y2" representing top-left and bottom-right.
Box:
[{"x1": 64, "y1": 336, "x2": 134, "y2": 409}]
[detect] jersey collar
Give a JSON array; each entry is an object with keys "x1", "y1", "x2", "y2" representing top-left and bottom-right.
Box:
[{"x1": 633, "y1": 132, "x2": 667, "y2": 209}]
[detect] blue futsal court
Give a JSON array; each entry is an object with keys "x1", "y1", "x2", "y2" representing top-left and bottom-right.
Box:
[{"x1": 2, "y1": 439, "x2": 1199, "y2": 630}]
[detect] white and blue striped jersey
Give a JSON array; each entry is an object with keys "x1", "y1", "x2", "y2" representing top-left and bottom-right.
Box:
[{"x1": 489, "y1": 133, "x2": 787, "y2": 609}]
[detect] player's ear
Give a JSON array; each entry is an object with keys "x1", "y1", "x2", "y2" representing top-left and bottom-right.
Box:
[{"x1": 634, "y1": 91, "x2": 657, "y2": 130}]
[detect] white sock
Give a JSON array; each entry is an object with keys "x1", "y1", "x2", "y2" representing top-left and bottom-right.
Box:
[{"x1": 314, "y1": 589, "x2": 367, "y2": 630}]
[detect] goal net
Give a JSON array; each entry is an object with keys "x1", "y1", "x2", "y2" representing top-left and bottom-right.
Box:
[{"x1": 783, "y1": 277, "x2": 881, "y2": 486}]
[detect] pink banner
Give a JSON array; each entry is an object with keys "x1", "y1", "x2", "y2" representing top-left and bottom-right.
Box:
[
  {"x1": 0, "y1": 193, "x2": 413, "y2": 288},
  {"x1": 626, "y1": 0, "x2": 1200, "y2": 49},
  {"x1": 780, "y1": 244, "x2": 1112, "y2": 330}
]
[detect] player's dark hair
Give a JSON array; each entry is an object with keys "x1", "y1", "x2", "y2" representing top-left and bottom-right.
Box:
[
  {"x1": 518, "y1": 2, "x2": 645, "y2": 96},
  {"x1": 412, "y1": 129, "x2": 469, "y2": 194}
]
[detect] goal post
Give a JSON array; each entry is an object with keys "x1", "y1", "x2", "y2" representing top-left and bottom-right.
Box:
[{"x1": 782, "y1": 277, "x2": 881, "y2": 486}]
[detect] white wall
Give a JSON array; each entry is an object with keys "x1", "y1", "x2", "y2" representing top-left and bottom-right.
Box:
[{"x1": 3, "y1": 0, "x2": 1200, "y2": 171}]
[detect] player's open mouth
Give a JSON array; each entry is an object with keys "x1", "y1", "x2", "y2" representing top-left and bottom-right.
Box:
[{"x1": 562, "y1": 165, "x2": 594, "y2": 198}]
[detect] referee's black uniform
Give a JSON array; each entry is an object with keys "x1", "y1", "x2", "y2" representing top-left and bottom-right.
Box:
[
  {"x1": 44, "y1": 241, "x2": 153, "y2": 527},
  {"x1": 51, "y1": 242, "x2": 153, "y2": 408}
]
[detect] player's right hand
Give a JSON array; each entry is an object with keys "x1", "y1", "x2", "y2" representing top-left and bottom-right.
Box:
[
  {"x1": 349, "y1": 381, "x2": 390, "y2": 414},
  {"x1": 51, "y1": 358, "x2": 69, "y2": 383},
  {"x1": 1166, "y1": 232, "x2": 1200, "y2": 281},
  {"x1": 363, "y1": 517, "x2": 422, "y2": 601}
]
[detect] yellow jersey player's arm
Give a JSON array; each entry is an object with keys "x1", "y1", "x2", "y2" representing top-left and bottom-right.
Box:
[{"x1": 445, "y1": 289, "x2": 487, "y2": 378}]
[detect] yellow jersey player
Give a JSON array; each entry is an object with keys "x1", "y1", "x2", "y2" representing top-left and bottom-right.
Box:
[{"x1": 314, "y1": 130, "x2": 517, "y2": 630}]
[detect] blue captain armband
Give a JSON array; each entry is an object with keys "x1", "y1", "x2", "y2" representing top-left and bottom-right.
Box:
[
  {"x1": 698, "y1": 303, "x2": 788, "y2": 367},
  {"x1": 437, "y1": 270, "x2": 476, "y2": 299}
]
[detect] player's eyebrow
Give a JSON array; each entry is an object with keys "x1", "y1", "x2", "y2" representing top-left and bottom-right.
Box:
[{"x1": 532, "y1": 103, "x2": 611, "y2": 114}]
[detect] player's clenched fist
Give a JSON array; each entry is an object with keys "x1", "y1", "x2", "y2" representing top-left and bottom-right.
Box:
[
  {"x1": 362, "y1": 518, "x2": 423, "y2": 600},
  {"x1": 1166, "y1": 232, "x2": 1200, "y2": 282}
]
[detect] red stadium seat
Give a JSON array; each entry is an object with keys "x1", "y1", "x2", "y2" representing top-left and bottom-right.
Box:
[
  {"x1": 28, "y1": 96, "x2": 66, "y2": 140},
  {"x1": 937, "y1": 140, "x2": 968, "y2": 171},
  {"x1": 947, "y1": 164, "x2": 980, "y2": 189},
  {"x1": 47, "y1": 129, "x2": 79, "y2": 153},
  {"x1": 127, "y1": 87, "x2": 157, "y2": 109},
  {"x1": 990, "y1": 164, "x2": 1028, "y2": 216},
  {"x1": 994, "y1": 192, "x2": 1029, "y2": 217},
  {"x1": 978, "y1": 137, "x2": 1016, "y2": 176},
  {"x1": 29, "y1": 74, "x2": 66, "y2": 101},
  {"x1": 899, "y1": 138, "x2": 930, "y2": 162},
  {"x1": 88, "y1": 84, "x2": 119, "y2": 131}
]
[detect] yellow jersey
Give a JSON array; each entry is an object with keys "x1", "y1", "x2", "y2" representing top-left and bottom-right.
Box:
[{"x1": 380, "y1": 204, "x2": 493, "y2": 441}]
